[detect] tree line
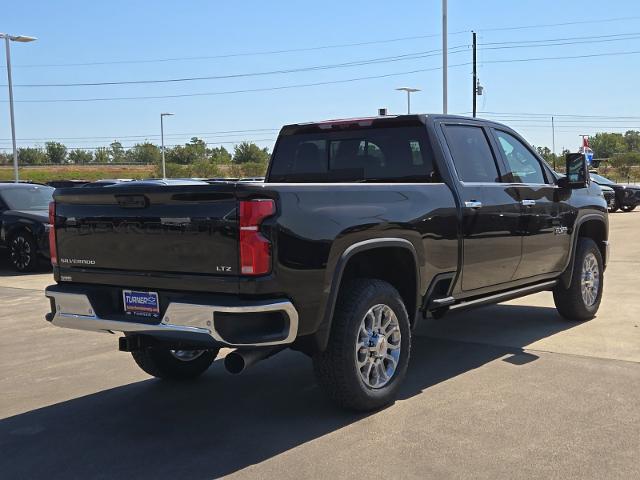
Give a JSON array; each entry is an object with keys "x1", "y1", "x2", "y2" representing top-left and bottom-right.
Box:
[
  {"x1": 3, "y1": 130, "x2": 639, "y2": 180},
  {"x1": 0, "y1": 138, "x2": 271, "y2": 178},
  {"x1": 534, "y1": 130, "x2": 640, "y2": 178}
]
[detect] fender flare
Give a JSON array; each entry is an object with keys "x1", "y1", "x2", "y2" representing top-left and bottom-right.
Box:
[
  {"x1": 314, "y1": 238, "x2": 420, "y2": 351},
  {"x1": 560, "y1": 213, "x2": 607, "y2": 289}
]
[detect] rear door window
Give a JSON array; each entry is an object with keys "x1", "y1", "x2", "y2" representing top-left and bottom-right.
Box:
[
  {"x1": 443, "y1": 125, "x2": 501, "y2": 183},
  {"x1": 268, "y1": 126, "x2": 438, "y2": 183}
]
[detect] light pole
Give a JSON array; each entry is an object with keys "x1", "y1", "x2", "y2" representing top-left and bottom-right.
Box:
[
  {"x1": 442, "y1": 0, "x2": 448, "y2": 114},
  {"x1": 396, "y1": 87, "x2": 421, "y2": 114},
  {"x1": 1, "y1": 33, "x2": 37, "y2": 183},
  {"x1": 160, "y1": 113, "x2": 173, "y2": 179}
]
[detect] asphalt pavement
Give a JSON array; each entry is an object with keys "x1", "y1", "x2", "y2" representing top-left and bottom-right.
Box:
[{"x1": 0, "y1": 212, "x2": 638, "y2": 479}]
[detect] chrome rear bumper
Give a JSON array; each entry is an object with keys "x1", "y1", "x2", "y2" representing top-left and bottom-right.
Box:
[{"x1": 45, "y1": 287, "x2": 299, "y2": 348}]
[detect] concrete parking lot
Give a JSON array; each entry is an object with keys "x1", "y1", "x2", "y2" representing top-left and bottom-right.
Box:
[{"x1": 1, "y1": 213, "x2": 638, "y2": 479}]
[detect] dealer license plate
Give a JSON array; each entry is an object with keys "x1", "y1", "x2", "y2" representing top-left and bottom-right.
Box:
[{"x1": 123, "y1": 290, "x2": 160, "y2": 318}]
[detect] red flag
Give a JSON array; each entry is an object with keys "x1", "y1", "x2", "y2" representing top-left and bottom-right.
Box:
[{"x1": 583, "y1": 136, "x2": 590, "y2": 149}]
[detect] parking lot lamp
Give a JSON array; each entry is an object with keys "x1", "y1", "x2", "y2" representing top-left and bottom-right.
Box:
[
  {"x1": 396, "y1": 87, "x2": 421, "y2": 114},
  {"x1": 1, "y1": 33, "x2": 37, "y2": 183},
  {"x1": 160, "y1": 113, "x2": 174, "y2": 179}
]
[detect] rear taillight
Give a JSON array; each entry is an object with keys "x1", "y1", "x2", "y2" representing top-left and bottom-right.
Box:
[
  {"x1": 48, "y1": 201, "x2": 58, "y2": 266},
  {"x1": 239, "y1": 199, "x2": 275, "y2": 275}
]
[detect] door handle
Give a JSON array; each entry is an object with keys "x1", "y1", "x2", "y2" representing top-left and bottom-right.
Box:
[
  {"x1": 464, "y1": 200, "x2": 483, "y2": 209},
  {"x1": 521, "y1": 199, "x2": 536, "y2": 206}
]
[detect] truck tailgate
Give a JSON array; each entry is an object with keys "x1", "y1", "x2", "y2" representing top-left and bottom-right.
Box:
[{"x1": 54, "y1": 185, "x2": 239, "y2": 276}]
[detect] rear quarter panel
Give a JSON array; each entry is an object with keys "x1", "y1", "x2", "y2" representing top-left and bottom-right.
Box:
[{"x1": 239, "y1": 182, "x2": 458, "y2": 336}]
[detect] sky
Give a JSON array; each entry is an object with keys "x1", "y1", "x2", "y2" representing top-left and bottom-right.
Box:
[{"x1": 2, "y1": 0, "x2": 640, "y2": 155}]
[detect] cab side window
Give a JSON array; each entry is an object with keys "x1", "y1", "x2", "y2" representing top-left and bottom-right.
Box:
[
  {"x1": 494, "y1": 130, "x2": 547, "y2": 184},
  {"x1": 444, "y1": 125, "x2": 501, "y2": 183}
]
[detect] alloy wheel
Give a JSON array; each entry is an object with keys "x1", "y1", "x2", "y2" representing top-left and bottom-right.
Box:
[
  {"x1": 580, "y1": 252, "x2": 600, "y2": 307},
  {"x1": 355, "y1": 304, "x2": 402, "y2": 389},
  {"x1": 10, "y1": 236, "x2": 32, "y2": 271}
]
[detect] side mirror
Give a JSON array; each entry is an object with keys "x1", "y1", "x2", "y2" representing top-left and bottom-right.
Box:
[{"x1": 559, "y1": 153, "x2": 590, "y2": 189}]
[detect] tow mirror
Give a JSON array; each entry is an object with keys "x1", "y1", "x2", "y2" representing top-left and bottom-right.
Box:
[{"x1": 558, "y1": 153, "x2": 589, "y2": 189}]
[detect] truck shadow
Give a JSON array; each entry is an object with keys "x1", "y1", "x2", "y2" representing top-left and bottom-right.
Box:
[{"x1": 0, "y1": 303, "x2": 576, "y2": 479}]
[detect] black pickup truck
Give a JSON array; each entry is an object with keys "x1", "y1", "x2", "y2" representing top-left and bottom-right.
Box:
[{"x1": 45, "y1": 115, "x2": 608, "y2": 411}]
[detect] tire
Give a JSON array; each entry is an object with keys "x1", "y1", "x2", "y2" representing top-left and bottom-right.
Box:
[
  {"x1": 131, "y1": 347, "x2": 219, "y2": 380},
  {"x1": 608, "y1": 200, "x2": 619, "y2": 213},
  {"x1": 553, "y1": 238, "x2": 603, "y2": 321},
  {"x1": 313, "y1": 279, "x2": 411, "y2": 411},
  {"x1": 621, "y1": 205, "x2": 636, "y2": 212},
  {"x1": 9, "y1": 231, "x2": 38, "y2": 272}
]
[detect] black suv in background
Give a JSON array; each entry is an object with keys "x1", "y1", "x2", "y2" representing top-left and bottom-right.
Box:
[
  {"x1": 0, "y1": 183, "x2": 54, "y2": 271},
  {"x1": 590, "y1": 173, "x2": 640, "y2": 212}
]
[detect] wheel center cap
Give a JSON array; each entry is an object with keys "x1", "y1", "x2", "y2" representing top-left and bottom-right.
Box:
[
  {"x1": 368, "y1": 334, "x2": 387, "y2": 357},
  {"x1": 584, "y1": 272, "x2": 593, "y2": 287}
]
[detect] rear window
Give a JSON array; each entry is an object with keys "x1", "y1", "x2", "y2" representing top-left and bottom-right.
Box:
[{"x1": 268, "y1": 127, "x2": 438, "y2": 183}]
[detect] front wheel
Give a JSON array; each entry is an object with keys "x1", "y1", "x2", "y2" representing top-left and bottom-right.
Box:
[
  {"x1": 553, "y1": 238, "x2": 603, "y2": 321},
  {"x1": 132, "y1": 347, "x2": 219, "y2": 380},
  {"x1": 621, "y1": 205, "x2": 636, "y2": 212},
  {"x1": 313, "y1": 279, "x2": 411, "y2": 411}
]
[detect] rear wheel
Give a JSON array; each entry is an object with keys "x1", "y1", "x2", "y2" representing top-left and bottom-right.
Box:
[
  {"x1": 9, "y1": 232, "x2": 38, "y2": 272},
  {"x1": 621, "y1": 205, "x2": 636, "y2": 212},
  {"x1": 131, "y1": 347, "x2": 219, "y2": 380},
  {"x1": 313, "y1": 279, "x2": 411, "y2": 411},
  {"x1": 553, "y1": 238, "x2": 603, "y2": 321}
]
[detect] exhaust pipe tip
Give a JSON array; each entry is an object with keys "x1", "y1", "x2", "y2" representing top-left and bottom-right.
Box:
[
  {"x1": 223, "y1": 346, "x2": 285, "y2": 375},
  {"x1": 224, "y1": 352, "x2": 247, "y2": 375}
]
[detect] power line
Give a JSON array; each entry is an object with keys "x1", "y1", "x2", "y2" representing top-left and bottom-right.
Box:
[
  {"x1": 8, "y1": 32, "x2": 640, "y2": 89},
  {"x1": 481, "y1": 31, "x2": 640, "y2": 46},
  {"x1": 0, "y1": 64, "x2": 472, "y2": 103},
  {"x1": 8, "y1": 32, "x2": 640, "y2": 88},
  {"x1": 9, "y1": 115, "x2": 639, "y2": 142},
  {"x1": 475, "y1": 15, "x2": 640, "y2": 33},
  {"x1": 0, "y1": 128, "x2": 280, "y2": 142},
  {"x1": 476, "y1": 111, "x2": 640, "y2": 120},
  {"x1": 475, "y1": 116, "x2": 640, "y2": 124},
  {"x1": 5, "y1": 47, "x2": 469, "y2": 88},
  {"x1": 494, "y1": 122, "x2": 640, "y2": 127},
  {"x1": 8, "y1": 34, "x2": 462, "y2": 69},
  {"x1": 6, "y1": 47, "x2": 640, "y2": 104},
  {"x1": 6, "y1": 15, "x2": 639, "y2": 69},
  {"x1": 492, "y1": 124, "x2": 640, "y2": 129},
  {"x1": 480, "y1": 34, "x2": 640, "y2": 51},
  {"x1": 6, "y1": 119, "x2": 640, "y2": 145},
  {"x1": 0, "y1": 138, "x2": 277, "y2": 150},
  {"x1": 480, "y1": 49, "x2": 640, "y2": 66}
]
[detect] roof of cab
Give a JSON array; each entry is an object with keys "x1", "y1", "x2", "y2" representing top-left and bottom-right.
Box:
[{"x1": 279, "y1": 114, "x2": 505, "y2": 136}]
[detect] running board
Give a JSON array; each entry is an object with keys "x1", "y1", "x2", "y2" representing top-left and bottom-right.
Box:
[
  {"x1": 428, "y1": 296, "x2": 455, "y2": 309},
  {"x1": 449, "y1": 280, "x2": 557, "y2": 312}
]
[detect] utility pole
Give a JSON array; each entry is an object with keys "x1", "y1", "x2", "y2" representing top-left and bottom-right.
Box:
[
  {"x1": 472, "y1": 31, "x2": 477, "y2": 118},
  {"x1": 442, "y1": 0, "x2": 448, "y2": 114},
  {"x1": 551, "y1": 116, "x2": 556, "y2": 169}
]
